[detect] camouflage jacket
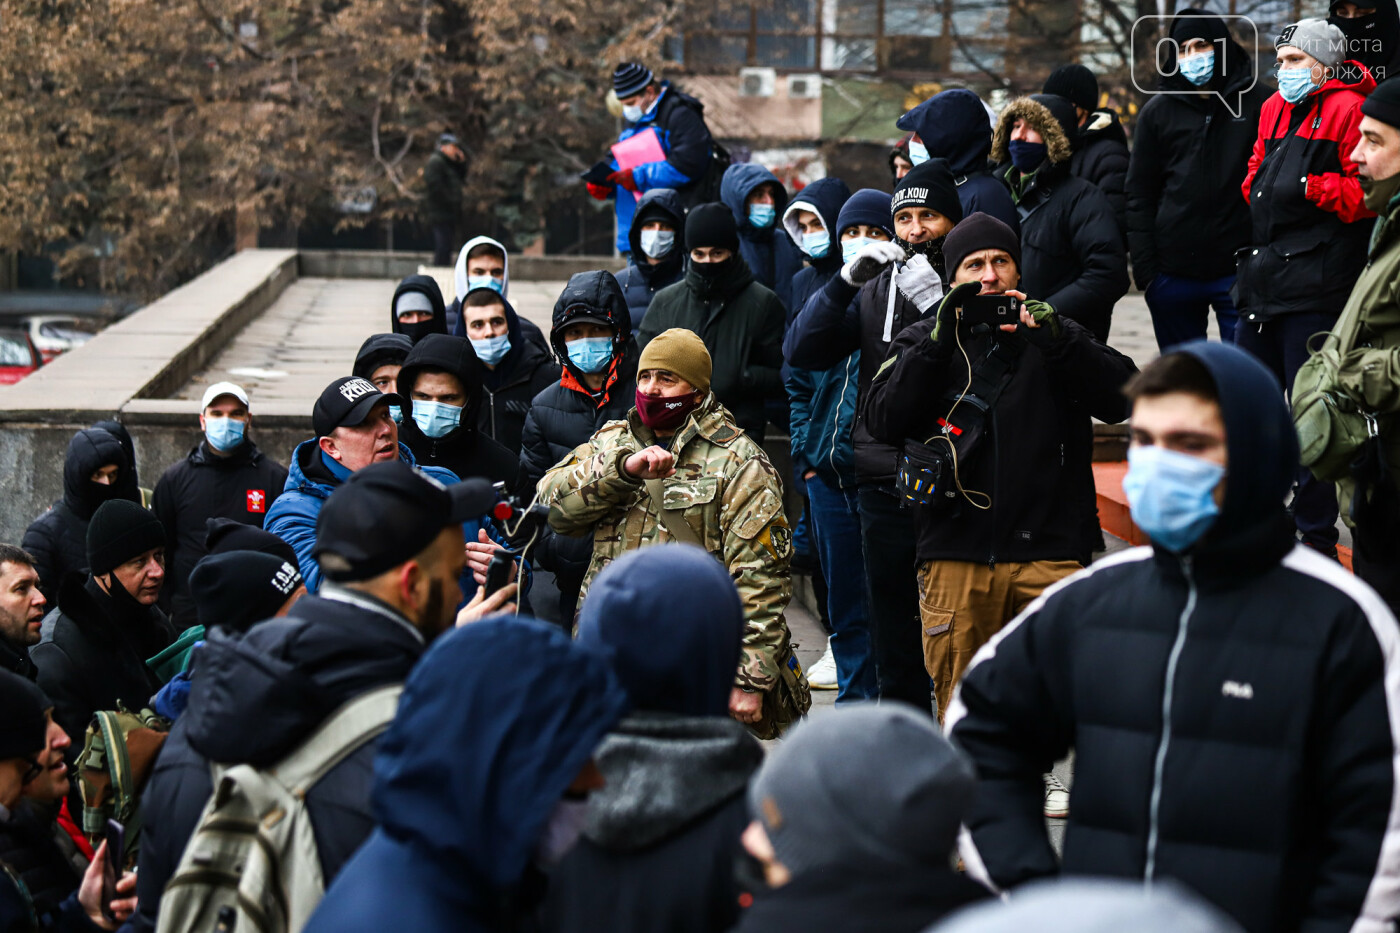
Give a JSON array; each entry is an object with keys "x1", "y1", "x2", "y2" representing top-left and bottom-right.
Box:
[{"x1": 539, "y1": 395, "x2": 794, "y2": 692}]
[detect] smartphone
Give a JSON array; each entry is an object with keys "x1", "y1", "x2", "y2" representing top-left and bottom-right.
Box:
[
  {"x1": 483, "y1": 550, "x2": 515, "y2": 598},
  {"x1": 958, "y1": 293, "x2": 1021, "y2": 328},
  {"x1": 101, "y1": 818, "x2": 125, "y2": 923}
]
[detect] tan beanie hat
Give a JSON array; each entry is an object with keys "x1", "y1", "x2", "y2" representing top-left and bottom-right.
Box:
[{"x1": 638, "y1": 328, "x2": 712, "y2": 393}]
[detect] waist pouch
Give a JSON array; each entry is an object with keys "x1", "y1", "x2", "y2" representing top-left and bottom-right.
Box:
[{"x1": 750, "y1": 642, "x2": 811, "y2": 741}]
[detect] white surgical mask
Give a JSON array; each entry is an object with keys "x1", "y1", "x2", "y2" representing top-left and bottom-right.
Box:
[
  {"x1": 842, "y1": 236, "x2": 874, "y2": 263},
  {"x1": 908, "y1": 139, "x2": 930, "y2": 166},
  {"x1": 622, "y1": 104, "x2": 644, "y2": 123},
  {"x1": 639, "y1": 229, "x2": 675, "y2": 259}
]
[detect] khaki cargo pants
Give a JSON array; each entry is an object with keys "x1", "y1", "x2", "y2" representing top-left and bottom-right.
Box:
[{"x1": 918, "y1": 559, "x2": 1082, "y2": 722}]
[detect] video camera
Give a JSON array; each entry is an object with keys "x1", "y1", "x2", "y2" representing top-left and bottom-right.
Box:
[{"x1": 484, "y1": 483, "x2": 552, "y2": 597}]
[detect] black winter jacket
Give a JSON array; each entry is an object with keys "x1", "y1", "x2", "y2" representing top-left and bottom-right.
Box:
[
  {"x1": 863, "y1": 290, "x2": 1136, "y2": 564},
  {"x1": 616, "y1": 188, "x2": 686, "y2": 336},
  {"x1": 1070, "y1": 108, "x2": 1129, "y2": 238},
  {"x1": 0, "y1": 636, "x2": 35, "y2": 681},
  {"x1": 732, "y1": 865, "x2": 988, "y2": 933},
  {"x1": 949, "y1": 340, "x2": 1400, "y2": 933},
  {"x1": 1125, "y1": 14, "x2": 1270, "y2": 287},
  {"x1": 126, "y1": 592, "x2": 425, "y2": 933},
  {"x1": 32, "y1": 576, "x2": 175, "y2": 797},
  {"x1": 637, "y1": 255, "x2": 785, "y2": 441},
  {"x1": 396, "y1": 334, "x2": 522, "y2": 489},
  {"x1": 474, "y1": 297, "x2": 560, "y2": 455},
  {"x1": 0, "y1": 801, "x2": 85, "y2": 925},
  {"x1": 784, "y1": 268, "x2": 926, "y2": 484},
  {"x1": 22, "y1": 429, "x2": 138, "y2": 604},
  {"x1": 152, "y1": 439, "x2": 287, "y2": 629},
  {"x1": 423, "y1": 150, "x2": 466, "y2": 226}
]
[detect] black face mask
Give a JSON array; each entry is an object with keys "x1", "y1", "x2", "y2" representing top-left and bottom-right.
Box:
[
  {"x1": 1333, "y1": 13, "x2": 1385, "y2": 65},
  {"x1": 85, "y1": 478, "x2": 124, "y2": 513},
  {"x1": 896, "y1": 235, "x2": 948, "y2": 279},
  {"x1": 397, "y1": 318, "x2": 441, "y2": 345}
]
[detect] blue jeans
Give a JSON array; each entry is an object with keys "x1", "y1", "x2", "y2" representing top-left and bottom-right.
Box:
[
  {"x1": 806, "y1": 474, "x2": 879, "y2": 702},
  {"x1": 1145, "y1": 272, "x2": 1239, "y2": 351}
]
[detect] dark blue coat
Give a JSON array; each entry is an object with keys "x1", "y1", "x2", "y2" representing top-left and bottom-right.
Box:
[
  {"x1": 897, "y1": 89, "x2": 1020, "y2": 234},
  {"x1": 721, "y1": 163, "x2": 804, "y2": 313},
  {"x1": 303, "y1": 617, "x2": 628, "y2": 933},
  {"x1": 124, "y1": 593, "x2": 428, "y2": 933},
  {"x1": 615, "y1": 188, "x2": 686, "y2": 336}
]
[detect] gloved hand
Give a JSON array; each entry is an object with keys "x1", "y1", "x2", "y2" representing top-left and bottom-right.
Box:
[
  {"x1": 586, "y1": 182, "x2": 612, "y2": 201},
  {"x1": 607, "y1": 168, "x2": 639, "y2": 193},
  {"x1": 1019, "y1": 298, "x2": 1063, "y2": 350},
  {"x1": 894, "y1": 253, "x2": 945, "y2": 313},
  {"x1": 840, "y1": 241, "x2": 904, "y2": 287},
  {"x1": 930, "y1": 282, "x2": 981, "y2": 348}
]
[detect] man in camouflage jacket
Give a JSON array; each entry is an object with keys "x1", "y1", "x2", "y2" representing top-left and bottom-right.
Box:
[{"x1": 539, "y1": 328, "x2": 807, "y2": 734}]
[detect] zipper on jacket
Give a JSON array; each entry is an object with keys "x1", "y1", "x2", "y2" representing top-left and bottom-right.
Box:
[
  {"x1": 1145, "y1": 556, "x2": 1197, "y2": 883},
  {"x1": 827, "y1": 358, "x2": 854, "y2": 480}
]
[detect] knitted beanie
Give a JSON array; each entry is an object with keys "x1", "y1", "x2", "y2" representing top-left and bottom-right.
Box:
[
  {"x1": 638, "y1": 328, "x2": 713, "y2": 393},
  {"x1": 87, "y1": 499, "x2": 166, "y2": 576}
]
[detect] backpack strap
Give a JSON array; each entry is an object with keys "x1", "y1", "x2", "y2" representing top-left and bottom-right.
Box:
[
  {"x1": 642, "y1": 478, "x2": 706, "y2": 549},
  {"x1": 270, "y1": 685, "x2": 403, "y2": 795},
  {"x1": 96, "y1": 711, "x2": 135, "y2": 823}
]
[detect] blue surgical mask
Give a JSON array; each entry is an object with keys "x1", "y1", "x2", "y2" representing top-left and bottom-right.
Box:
[
  {"x1": 412, "y1": 400, "x2": 463, "y2": 439},
  {"x1": 566, "y1": 336, "x2": 614, "y2": 374},
  {"x1": 204, "y1": 417, "x2": 246, "y2": 453},
  {"x1": 470, "y1": 334, "x2": 511, "y2": 366},
  {"x1": 388, "y1": 405, "x2": 403, "y2": 425},
  {"x1": 1277, "y1": 66, "x2": 1319, "y2": 104},
  {"x1": 622, "y1": 104, "x2": 644, "y2": 123},
  {"x1": 467, "y1": 275, "x2": 504, "y2": 295},
  {"x1": 841, "y1": 236, "x2": 874, "y2": 263},
  {"x1": 803, "y1": 230, "x2": 830, "y2": 258},
  {"x1": 748, "y1": 204, "x2": 776, "y2": 228},
  {"x1": 1009, "y1": 140, "x2": 1048, "y2": 173},
  {"x1": 908, "y1": 139, "x2": 930, "y2": 166},
  {"x1": 639, "y1": 229, "x2": 675, "y2": 259},
  {"x1": 1179, "y1": 50, "x2": 1215, "y2": 86},
  {"x1": 1122, "y1": 445, "x2": 1226, "y2": 553}
]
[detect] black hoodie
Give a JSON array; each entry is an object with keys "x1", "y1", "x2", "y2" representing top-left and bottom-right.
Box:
[
  {"x1": 22, "y1": 428, "x2": 138, "y2": 603},
  {"x1": 389, "y1": 275, "x2": 448, "y2": 345},
  {"x1": 616, "y1": 188, "x2": 687, "y2": 335},
  {"x1": 395, "y1": 333, "x2": 521, "y2": 488},
  {"x1": 352, "y1": 333, "x2": 413, "y2": 383},
  {"x1": 469, "y1": 294, "x2": 560, "y2": 456},
  {"x1": 1125, "y1": 9, "x2": 1272, "y2": 286},
  {"x1": 1331, "y1": 0, "x2": 1400, "y2": 84}
]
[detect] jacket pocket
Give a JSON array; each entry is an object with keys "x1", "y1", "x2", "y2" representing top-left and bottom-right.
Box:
[
  {"x1": 661, "y1": 476, "x2": 720, "y2": 511},
  {"x1": 1248, "y1": 233, "x2": 1329, "y2": 307}
]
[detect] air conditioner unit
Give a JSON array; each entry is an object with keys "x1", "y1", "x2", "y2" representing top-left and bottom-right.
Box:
[
  {"x1": 739, "y1": 67, "x2": 777, "y2": 98},
  {"x1": 787, "y1": 74, "x2": 822, "y2": 99}
]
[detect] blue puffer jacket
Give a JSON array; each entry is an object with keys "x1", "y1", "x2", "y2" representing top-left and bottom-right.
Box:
[
  {"x1": 897, "y1": 88, "x2": 1020, "y2": 234},
  {"x1": 608, "y1": 83, "x2": 714, "y2": 253},
  {"x1": 786, "y1": 189, "x2": 890, "y2": 490},
  {"x1": 615, "y1": 188, "x2": 687, "y2": 336},
  {"x1": 265, "y1": 439, "x2": 520, "y2": 595},
  {"x1": 303, "y1": 617, "x2": 629, "y2": 933},
  {"x1": 721, "y1": 162, "x2": 804, "y2": 313}
]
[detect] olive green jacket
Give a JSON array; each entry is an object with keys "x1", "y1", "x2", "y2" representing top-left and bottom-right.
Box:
[{"x1": 539, "y1": 395, "x2": 793, "y2": 691}]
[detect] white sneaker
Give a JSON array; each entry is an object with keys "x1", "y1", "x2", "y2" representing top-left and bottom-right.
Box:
[
  {"x1": 807, "y1": 642, "x2": 838, "y2": 690},
  {"x1": 1044, "y1": 772, "x2": 1070, "y2": 819}
]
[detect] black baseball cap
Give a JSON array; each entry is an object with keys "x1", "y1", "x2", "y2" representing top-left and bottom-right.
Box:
[
  {"x1": 313, "y1": 460, "x2": 497, "y2": 582},
  {"x1": 313, "y1": 376, "x2": 404, "y2": 438}
]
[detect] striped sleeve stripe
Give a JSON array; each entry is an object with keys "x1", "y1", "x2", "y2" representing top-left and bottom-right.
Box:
[
  {"x1": 947, "y1": 545, "x2": 1157, "y2": 891},
  {"x1": 1280, "y1": 545, "x2": 1400, "y2": 933}
]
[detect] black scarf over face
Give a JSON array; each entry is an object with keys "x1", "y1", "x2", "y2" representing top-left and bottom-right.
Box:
[{"x1": 896, "y1": 234, "x2": 948, "y2": 281}]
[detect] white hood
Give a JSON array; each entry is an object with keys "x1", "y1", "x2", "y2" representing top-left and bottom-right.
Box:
[
  {"x1": 782, "y1": 199, "x2": 825, "y2": 257},
  {"x1": 453, "y1": 235, "x2": 510, "y2": 302}
]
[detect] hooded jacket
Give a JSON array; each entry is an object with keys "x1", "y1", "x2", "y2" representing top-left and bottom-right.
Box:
[
  {"x1": 22, "y1": 428, "x2": 138, "y2": 604},
  {"x1": 1071, "y1": 107, "x2": 1129, "y2": 237},
  {"x1": 152, "y1": 437, "x2": 288, "y2": 629},
  {"x1": 126, "y1": 593, "x2": 429, "y2": 933},
  {"x1": 616, "y1": 188, "x2": 687, "y2": 335},
  {"x1": 786, "y1": 188, "x2": 889, "y2": 490},
  {"x1": 720, "y1": 162, "x2": 804, "y2": 312},
  {"x1": 544, "y1": 547, "x2": 764, "y2": 933},
  {"x1": 0, "y1": 800, "x2": 85, "y2": 927},
  {"x1": 388, "y1": 274, "x2": 447, "y2": 345},
  {"x1": 948, "y1": 341, "x2": 1400, "y2": 933},
  {"x1": 637, "y1": 253, "x2": 785, "y2": 441},
  {"x1": 303, "y1": 617, "x2": 629, "y2": 933},
  {"x1": 991, "y1": 96, "x2": 1129, "y2": 341},
  {"x1": 462, "y1": 297, "x2": 559, "y2": 456},
  {"x1": 264, "y1": 437, "x2": 505, "y2": 594},
  {"x1": 423, "y1": 149, "x2": 466, "y2": 226},
  {"x1": 896, "y1": 89, "x2": 1021, "y2": 233},
  {"x1": 607, "y1": 82, "x2": 715, "y2": 253},
  {"x1": 863, "y1": 285, "x2": 1137, "y2": 564},
  {"x1": 1331, "y1": 1, "x2": 1400, "y2": 84},
  {"x1": 1237, "y1": 62, "x2": 1376, "y2": 322},
  {"x1": 446, "y1": 236, "x2": 549, "y2": 352},
  {"x1": 352, "y1": 333, "x2": 412, "y2": 382},
  {"x1": 1126, "y1": 9, "x2": 1272, "y2": 286},
  {"x1": 395, "y1": 332, "x2": 526, "y2": 483},
  {"x1": 32, "y1": 575, "x2": 175, "y2": 796}
]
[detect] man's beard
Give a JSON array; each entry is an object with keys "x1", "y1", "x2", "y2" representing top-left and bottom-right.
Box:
[
  {"x1": 421, "y1": 578, "x2": 451, "y2": 643},
  {"x1": 0, "y1": 607, "x2": 37, "y2": 648}
]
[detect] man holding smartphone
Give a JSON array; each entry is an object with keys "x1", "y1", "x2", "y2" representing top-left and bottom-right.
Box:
[{"x1": 863, "y1": 212, "x2": 1137, "y2": 735}]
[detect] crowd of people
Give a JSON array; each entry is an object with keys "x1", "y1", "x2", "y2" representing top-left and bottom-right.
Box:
[{"x1": 7, "y1": 4, "x2": 1400, "y2": 930}]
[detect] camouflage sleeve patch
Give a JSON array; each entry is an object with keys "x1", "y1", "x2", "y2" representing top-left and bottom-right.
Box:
[{"x1": 756, "y1": 521, "x2": 793, "y2": 562}]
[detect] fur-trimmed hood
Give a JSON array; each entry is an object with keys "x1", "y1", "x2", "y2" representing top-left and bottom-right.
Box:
[{"x1": 990, "y1": 96, "x2": 1074, "y2": 166}]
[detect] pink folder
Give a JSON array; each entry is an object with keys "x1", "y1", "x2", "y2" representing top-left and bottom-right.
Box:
[{"x1": 611, "y1": 130, "x2": 666, "y2": 202}]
